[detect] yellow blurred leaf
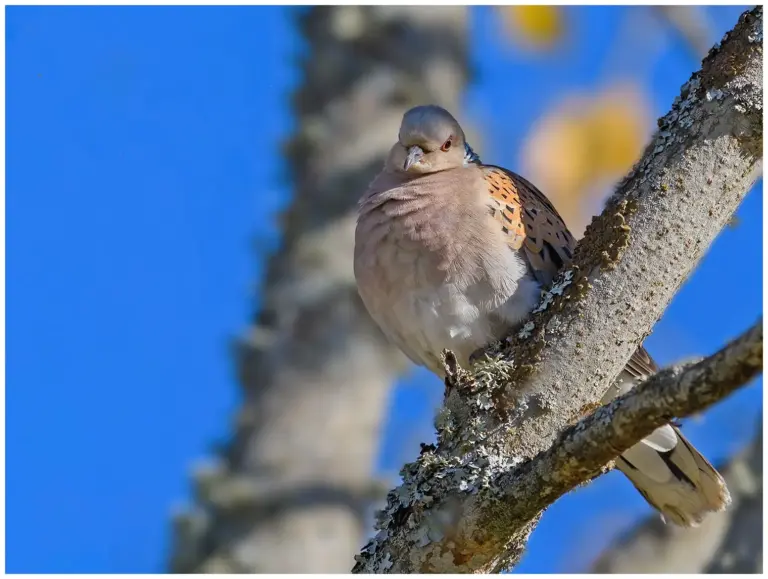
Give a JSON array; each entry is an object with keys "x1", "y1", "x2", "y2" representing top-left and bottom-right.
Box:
[
  {"x1": 520, "y1": 83, "x2": 651, "y2": 236},
  {"x1": 588, "y1": 85, "x2": 649, "y2": 177},
  {"x1": 501, "y1": 6, "x2": 564, "y2": 51}
]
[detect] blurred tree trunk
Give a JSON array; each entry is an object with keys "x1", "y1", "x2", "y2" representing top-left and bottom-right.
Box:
[
  {"x1": 591, "y1": 418, "x2": 762, "y2": 574},
  {"x1": 169, "y1": 6, "x2": 469, "y2": 573}
]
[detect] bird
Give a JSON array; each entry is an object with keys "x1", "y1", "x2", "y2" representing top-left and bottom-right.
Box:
[{"x1": 353, "y1": 104, "x2": 730, "y2": 527}]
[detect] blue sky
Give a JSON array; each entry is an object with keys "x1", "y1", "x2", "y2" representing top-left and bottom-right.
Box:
[{"x1": 6, "y1": 6, "x2": 761, "y2": 573}]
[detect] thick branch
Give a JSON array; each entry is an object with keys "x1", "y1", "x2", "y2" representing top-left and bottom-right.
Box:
[{"x1": 354, "y1": 7, "x2": 762, "y2": 574}]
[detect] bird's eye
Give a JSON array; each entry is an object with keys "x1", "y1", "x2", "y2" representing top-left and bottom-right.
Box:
[{"x1": 441, "y1": 138, "x2": 452, "y2": 152}]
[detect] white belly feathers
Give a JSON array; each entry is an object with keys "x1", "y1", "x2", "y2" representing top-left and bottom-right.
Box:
[{"x1": 379, "y1": 245, "x2": 541, "y2": 374}]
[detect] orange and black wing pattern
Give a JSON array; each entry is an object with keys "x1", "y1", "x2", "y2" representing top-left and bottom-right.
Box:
[
  {"x1": 482, "y1": 165, "x2": 661, "y2": 377},
  {"x1": 483, "y1": 165, "x2": 577, "y2": 286}
]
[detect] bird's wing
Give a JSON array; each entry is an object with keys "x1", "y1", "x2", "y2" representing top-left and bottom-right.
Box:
[
  {"x1": 481, "y1": 164, "x2": 659, "y2": 377},
  {"x1": 482, "y1": 164, "x2": 576, "y2": 287}
]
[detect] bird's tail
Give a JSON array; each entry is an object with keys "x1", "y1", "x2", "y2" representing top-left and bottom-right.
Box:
[{"x1": 615, "y1": 425, "x2": 731, "y2": 527}]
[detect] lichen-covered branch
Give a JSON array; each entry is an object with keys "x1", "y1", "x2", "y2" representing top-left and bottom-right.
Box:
[{"x1": 353, "y1": 7, "x2": 763, "y2": 574}]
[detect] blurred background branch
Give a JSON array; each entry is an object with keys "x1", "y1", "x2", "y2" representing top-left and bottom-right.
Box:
[
  {"x1": 169, "y1": 7, "x2": 469, "y2": 573},
  {"x1": 654, "y1": 6, "x2": 715, "y2": 61}
]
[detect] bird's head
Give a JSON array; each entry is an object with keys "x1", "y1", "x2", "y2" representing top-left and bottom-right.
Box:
[{"x1": 387, "y1": 105, "x2": 473, "y2": 175}]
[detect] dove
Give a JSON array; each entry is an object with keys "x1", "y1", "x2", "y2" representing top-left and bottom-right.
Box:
[{"x1": 354, "y1": 104, "x2": 730, "y2": 527}]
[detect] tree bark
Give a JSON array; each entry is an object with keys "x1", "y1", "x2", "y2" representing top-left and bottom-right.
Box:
[
  {"x1": 353, "y1": 7, "x2": 763, "y2": 573},
  {"x1": 592, "y1": 417, "x2": 762, "y2": 573},
  {"x1": 169, "y1": 7, "x2": 469, "y2": 573}
]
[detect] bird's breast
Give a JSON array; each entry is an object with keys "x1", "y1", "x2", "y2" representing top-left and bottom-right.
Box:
[{"x1": 355, "y1": 191, "x2": 539, "y2": 371}]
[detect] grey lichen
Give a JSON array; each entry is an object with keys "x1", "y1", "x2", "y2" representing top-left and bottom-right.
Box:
[
  {"x1": 354, "y1": 431, "x2": 522, "y2": 572},
  {"x1": 353, "y1": 345, "x2": 536, "y2": 572},
  {"x1": 517, "y1": 321, "x2": 535, "y2": 339},
  {"x1": 706, "y1": 88, "x2": 725, "y2": 101},
  {"x1": 531, "y1": 269, "x2": 575, "y2": 314}
]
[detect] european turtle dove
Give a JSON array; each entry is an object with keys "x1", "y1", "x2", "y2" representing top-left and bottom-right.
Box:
[{"x1": 354, "y1": 105, "x2": 730, "y2": 527}]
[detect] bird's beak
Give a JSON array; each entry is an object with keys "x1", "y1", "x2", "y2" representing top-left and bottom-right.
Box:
[{"x1": 403, "y1": 145, "x2": 424, "y2": 171}]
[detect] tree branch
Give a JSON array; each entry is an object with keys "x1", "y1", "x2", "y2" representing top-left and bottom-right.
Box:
[{"x1": 353, "y1": 6, "x2": 763, "y2": 574}]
